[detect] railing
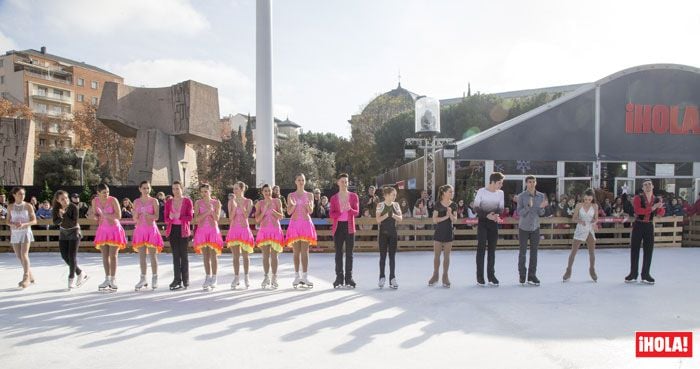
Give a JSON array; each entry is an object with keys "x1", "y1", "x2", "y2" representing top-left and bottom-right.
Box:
[
  {"x1": 0, "y1": 216, "x2": 685, "y2": 253},
  {"x1": 682, "y1": 215, "x2": 700, "y2": 247},
  {"x1": 24, "y1": 70, "x2": 72, "y2": 85},
  {"x1": 31, "y1": 90, "x2": 72, "y2": 103}
]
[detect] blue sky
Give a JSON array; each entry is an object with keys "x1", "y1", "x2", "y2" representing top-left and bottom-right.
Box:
[{"x1": 1, "y1": 0, "x2": 698, "y2": 137}]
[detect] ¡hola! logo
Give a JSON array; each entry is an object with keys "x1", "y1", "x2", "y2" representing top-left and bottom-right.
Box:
[
  {"x1": 636, "y1": 332, "x2": 693, "y2": 358},
  {"x1": 625, "y1": 103, "x2": 700, "y2": 135}
]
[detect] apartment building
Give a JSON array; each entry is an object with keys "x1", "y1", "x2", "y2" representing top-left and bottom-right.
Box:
[{"x1": 0, "y1": 46, "x2": 123, "y2": 154}]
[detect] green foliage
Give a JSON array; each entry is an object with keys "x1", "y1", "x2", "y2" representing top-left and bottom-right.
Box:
[
  {"x1": 80, "y1": 183, "x2": 92, "y2": 203},
  {"x1": 33, "y1": 149, "x2": 103, "y2": 188},
  {"x1": 209, "y1": 130, "x2": 246, "y2": 196},
  {"x1": 374, "y1": 111, "x2": 415, "y2": 173},
  {"x1": 40, "y1": 181, "x2": 53, "y2": 202},
  {"x1": 275, "y1": 137, "x2": 336, "y2": 190}
]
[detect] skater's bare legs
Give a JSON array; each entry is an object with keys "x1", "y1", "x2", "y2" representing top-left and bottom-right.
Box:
[
  {"x1": 261, "y1": 245, "x2": 270, "y2": 274},
  {"x1": 564, "y1": 240, "x2": 582, "y2": 280},
  {"x1": 202, "y1": 248, "x2": 212, "y2": 276},
  {"x1": 292, "y1": 242, "x2": 301, "y2": 273},
  {"x1": 301, "y1": 243, "x2": 309, "y2": 273},
  {"x1": 210, "y1": 249, "x2": 218, "y2": 275},
  {"x1": 442, "y1": 242, "x2": 453, "y2": 285},
  {"x1": 292, "y1": 242, "x2": 309, "y2": 273},
  {"x1": 232, "y1": 246, "x2": 241, "y2": 275},
  {"x1": 12, "y1": 243, "x2": 31, "y2": 275},
  {"x1": 430, "y1": 242, "x2": 441, "y2": 284},
  {"x1": 586, "y1": 234, "x2": 596, "y2": 280},
  {"x1": 101, "y1": 246, "x2": 110, "y2": 276},
  {"x1": 271, "y1": 249, "x2": 278, "y2": 275},
  {"x1": 149, "y1": 250, "x2": 157, "y2": 275},
  {"x1": 138, "y1": 246, "x2": 147, "y2": 275}
]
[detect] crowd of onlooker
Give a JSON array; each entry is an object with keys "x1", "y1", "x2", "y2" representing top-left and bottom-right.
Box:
[{"x1": 1, "y1": 187, "x2": 698, "y2": 232}]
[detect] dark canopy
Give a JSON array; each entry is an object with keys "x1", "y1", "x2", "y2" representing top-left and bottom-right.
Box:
[{"x1": 456, "y1": 64, "x2": 700, "y2": 162}]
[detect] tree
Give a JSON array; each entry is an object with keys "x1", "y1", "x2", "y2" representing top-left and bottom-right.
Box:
[
  {"x1": 33, "y1": 149, "x2": 102, "y2": 188},
  {"x1": 374, "y1": 112, "x2": 415, "y2": 173},
  {"x1": 40, "y1": 181, "x2": 53, "y2": 202},
  {"x1": 70, "y1": 102, "x2": 134, "y2": 184},
  {"x1": 238, "y1": 116, "x2": 255, "y2": 185},
  {"x1": 0, "y1": 99, "x2": 33, "y2": 119},
  {"x1": 299, "y1": 131, "x2": 348, "y2": 154},
  {"x1": 275, "y1": 137, "x2": 335, "y2": 189},
  {"x1": 208, "y1": 130, "x2": 246, "y2": 195}
]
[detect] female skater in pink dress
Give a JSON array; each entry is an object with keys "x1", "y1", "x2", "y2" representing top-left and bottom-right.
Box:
[
  {"x1": 286, "y1": 173, "x2": 317, "y2": 289},
  {"x1": 225, "y1": 181, "x2": 254, "y2": 289},
  {"x1": 193, "y1": 183, "x2": 224, "y2": 291},
  {"x1": 92, "y1": 183, "x2": 127, "y2": 292},
  {"x1": 255, "y1": 184, "x2": 285, "y2": 289},
  {"x1": 132, "y1": 180, "x2": 163, "y2": 291}
]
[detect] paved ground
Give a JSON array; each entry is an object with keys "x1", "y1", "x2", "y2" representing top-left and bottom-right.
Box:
[{"x1": 1, "y1": 248, "x2": 698, "y2": 369}]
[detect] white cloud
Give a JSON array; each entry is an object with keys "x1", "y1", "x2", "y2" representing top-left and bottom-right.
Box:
[
  {"x1": 0, "y1": 30, "x2": 17, "y2": 51},
  {"x1": 109, "y1": 58, "x2": 253, "y2": 118},
  {"x1": 7, "y1": 0, "x2": 209, "y2": 36}
]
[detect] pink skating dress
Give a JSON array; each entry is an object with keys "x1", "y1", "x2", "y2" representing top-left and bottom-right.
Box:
[
  {"x1": 94, "y1": 196, "x2": 127, "y2": 250},
  {"x1": 285, "y1": 191, "x2": 317, "y2": 246},
  {"x1": 193, "y1": 198, "x2": 224, "y2": 255},
  {"x1": 256, "y1": 199, "x2": 285, "y2": 253},
  {"x1": 225, "y1": 198, "x2": 255, "y2": 253},
  {"x1": 132, "y1": 197, "x2": 164, "y2": 253}
]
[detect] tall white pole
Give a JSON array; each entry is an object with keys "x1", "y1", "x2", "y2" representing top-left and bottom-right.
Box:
[{"x1": 256, "y1": 0, "x2": 275, "y2": 186}]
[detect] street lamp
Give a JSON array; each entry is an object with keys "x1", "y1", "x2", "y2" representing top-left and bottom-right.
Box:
[
  {"x1": 180, "y1": 160, "x2": 189, "y2": 188},
  {"x1": 75, "y1": 149, "x2": 87, "y2": 187}
]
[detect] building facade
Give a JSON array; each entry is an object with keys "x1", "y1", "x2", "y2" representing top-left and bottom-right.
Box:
[
  {"x1": 220, "y1": 112, "x2": 302, "y2": 155},
  {"x1": 377, "y1": 64, "x2": 700, "y2": 204},
  {"x1": 0, "y1": 47, "x2": 123, "y2": 155}
]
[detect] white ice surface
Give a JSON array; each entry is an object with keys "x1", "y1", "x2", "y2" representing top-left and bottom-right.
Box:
[{"x1": 1, "y1": 248, "x2": 698, "y2": 369}]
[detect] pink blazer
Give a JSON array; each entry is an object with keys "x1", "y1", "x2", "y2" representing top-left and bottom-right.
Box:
[
  {"x1": 164, "y1": 197, "x2": 194, "y2": 238},
  {"x1": 329, "y1": 192, "x2": 360, "y2": 234}
]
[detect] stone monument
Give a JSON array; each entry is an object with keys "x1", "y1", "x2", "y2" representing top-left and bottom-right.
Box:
[
  {"x1": 97, "y1": 80, "x2": 221, "y2": 186},
  {"x1": 0, "y1": 118, "x2": 35, "y2": 186}
]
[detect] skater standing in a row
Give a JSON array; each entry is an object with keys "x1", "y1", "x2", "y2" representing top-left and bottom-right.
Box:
[
  {"x1": 193, "y1": 183, "x2": 223, "y2": 290},
  {"x1": 92, "y1": 183, "x2": 126, "y2": 291},
  {"x1": 132, "y1": 181, "x2": 163, "y2": 291},
  {"x1": 225, "y1": 181, "x2": 254, "y2": 290},
  {"x1": 164, "y1": 181, "x2": 192, "y2": 290},
  {"x1": 474, "y1": 172, "x2": 505, "y2": 287},
  {"x1": 625, "y1": 179, "x2": 664, "y2": 284},
  {"x1": 255, "y1": 184, "x2": 285, "y2": 289},
  {"x1": 52, "y1": 190, "x2": 87, "y2": 290},
  {"x1": 516, "y1": 175, "x2": 548, "y2": 286},
  {"x1": 286, "y1": 173, "x2": 317, "y2": 289},
  {"x1": 563, "y1": 188, "x2": 599, "y2": 282},
  {"x1": 8, "y1": 187, "x2": 36, "y2": 289},
  {"x1": 330, "y1": 173, "x2": 359, "y2": 288},
  {"x1": 376, "y1": 186, "x2": 402, "y2": 289},
  {"x1": 429, "y1": 185, "x2": 457, "y2": 288}
]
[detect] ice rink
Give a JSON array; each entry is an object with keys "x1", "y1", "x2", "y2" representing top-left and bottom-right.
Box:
[{"x1": 1, "y1": 248, "x2": 698, "y2": 369}]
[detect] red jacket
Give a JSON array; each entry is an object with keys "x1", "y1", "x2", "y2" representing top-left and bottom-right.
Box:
[
  {"x1": 164, "y1": 197, "x2": 194, "y2": 237},
  {"x1": 329, "y1": 191, "x2": 360, "y2": 234},
  {"x1": 690, "y1": 199, "x2": 700, "y2": 217},
  {"x1": 633, "y1": 193, "x2": 665, "y2": 222}
]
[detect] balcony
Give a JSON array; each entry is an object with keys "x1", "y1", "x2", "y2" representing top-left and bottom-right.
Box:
[
  {"x1": 15, "y1": 59, "x2": 72, "y2": 75},
  {"x1": 31, "y1": 90, "x2": 72, "y2": 104},
  {"x1": 24, "y1": 70, "x2": 72, "y2": 85}
]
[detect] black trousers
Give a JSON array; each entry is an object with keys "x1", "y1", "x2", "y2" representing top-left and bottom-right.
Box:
[
  {"x1": 476, "y1": 219, "x2": 499, "y2": 280},
  {"x1": 518, "y1": 229, "x2": 540, "y2": 278},
  {"x1": 169, "y1": 225, "x2": 190, "y2": 284},
  {"x1": 59, "y1": 239, "x2": 82, "y2": 279},
  {"x1": 378, "y1": 232, "x2": 397, "y2": 279},
  {"x1": 629, "y1": 221, "x2": 654, "y2": 277},
  {"x1": 334, "y1": 222, "x2": 354, "y2": 277}
]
